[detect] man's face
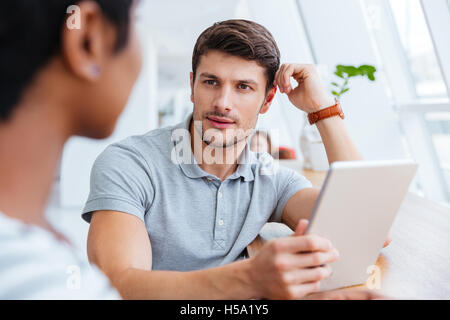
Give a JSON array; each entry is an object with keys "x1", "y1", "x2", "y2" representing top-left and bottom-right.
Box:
[{"x1": 190, "y1": 50, "x2": 273, "y2": 148}]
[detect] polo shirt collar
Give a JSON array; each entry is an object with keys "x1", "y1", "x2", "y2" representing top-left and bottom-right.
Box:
[{"x1": 172, "y1": 113, "x2": 255, "y2": 182}]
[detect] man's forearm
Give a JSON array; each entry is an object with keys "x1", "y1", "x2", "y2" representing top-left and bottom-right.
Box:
[
  {"x1": 315, "y1": 115, "x2": 362, "y2": 163},
  {"x1": 113, "y1": 258, "x2": 257, "y2": 299}
]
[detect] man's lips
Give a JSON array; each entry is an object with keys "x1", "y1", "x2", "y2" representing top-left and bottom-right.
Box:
[
  {"x1": 208, "y1": 116, "x2": 234, "y2": 123},
  {"x1": 207, "y1": 116, "x2": 235, "y2": 129}
]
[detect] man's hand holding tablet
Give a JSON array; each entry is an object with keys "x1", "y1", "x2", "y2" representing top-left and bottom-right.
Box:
[{"x1": 248, "y1": 219, "x2": 339, "y2": 299}]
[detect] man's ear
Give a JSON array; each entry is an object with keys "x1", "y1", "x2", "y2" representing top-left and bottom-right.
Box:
[
  {"x1": 260, "y1": 86, "x2": 277, "y2": 115},
  {"x1": 190, "y1": 72, "x2": 195, "y2": 103},
  {"x1": 61, "y1": 1, "x2": 115, "y2": 81}
]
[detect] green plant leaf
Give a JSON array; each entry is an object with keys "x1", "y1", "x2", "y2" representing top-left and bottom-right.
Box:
[
  {"x1": 358, "y1": 65, "x2": 377, "y2": 73},
  {"x1": 334, "y1": 71, "x2": 344, "y2": 78},
  {"x1": 337, "y1": 65, "x2": 360, "y2": 77},
  {"x1": 358, "y1": 65, "x2": 377, "y2": 80},
  {"x1": 332, "y1": 64, "x2": 377, "y2": 97}
]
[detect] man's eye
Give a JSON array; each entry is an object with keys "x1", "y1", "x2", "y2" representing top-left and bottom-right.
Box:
[
  {"x1": 238, "y1": 84, "x2": 251, "y2": 90},
  {"x1": 205, "y1": 80, "x2": 217, "y2": 85}
]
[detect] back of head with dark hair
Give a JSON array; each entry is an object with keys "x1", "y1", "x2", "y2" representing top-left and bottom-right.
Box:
[
  {"x1": 0, "y1": 0, "x2": 134, "y2": 121},
  {"x1": 192, "y1": 19, "x2": 281, "y2": 94}
]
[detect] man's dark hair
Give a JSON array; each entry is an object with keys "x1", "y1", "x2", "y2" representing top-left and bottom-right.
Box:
[
  {"x1": 192, "y1": 19, "x2": 281, "y2": 94},
  {"x1": 0, "y1": 0, "x2": 134, "y2": 121}
]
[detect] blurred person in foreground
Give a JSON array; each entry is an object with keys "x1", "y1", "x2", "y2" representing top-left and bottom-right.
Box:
[{"x1": 0, "y1": 0, "x2": 142, "y2": 299}]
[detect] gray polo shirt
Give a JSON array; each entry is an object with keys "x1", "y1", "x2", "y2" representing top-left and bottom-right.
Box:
[{"x1": 82, "y1": 114, "x2": 312, "y2": 271}]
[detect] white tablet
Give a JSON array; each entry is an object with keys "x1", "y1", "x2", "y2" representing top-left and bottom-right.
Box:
[{"x1": 305, "y1": 159, "x2": 418, "y2": 291}]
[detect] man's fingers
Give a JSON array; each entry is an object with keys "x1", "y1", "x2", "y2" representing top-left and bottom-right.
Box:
[
  {"x1": 294, "y1": 219, "x2": 309, "y2": 236},
  {"x1": 282, "y1": 265, "x2": 332, "y2": 284},
  {"x1": 287, "y1": 281, "x2": 321, "y2": 299},
  {"x1": 282, "y1": 64, "x2": 295, "y2": 91},
  {"x1": 279, "y1": 63, "x2": 312, "y2": 92},
  {"x1": 276, "y1": 63, "x2": 293, "y2": 92},
  {"x1": 275, "y1": 63, "x2": 317, "y2": 93},
  {"x1": 276, "y1": 64, "x2": 286, "y2": 91},
  {"x1": 268, "y1": 234, "x2": 334, "y2": 254},
  {"x1": 286, "y1": 249, "x2": 339, "y2": 268}
]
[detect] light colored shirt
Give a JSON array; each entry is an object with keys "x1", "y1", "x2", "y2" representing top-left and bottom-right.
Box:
[
  {"x1": 0, "y1": 211, "x2": 120, "y2": 299},
  {"x1": 82, "y1": 114, "x2": 312, "y2": 271}
]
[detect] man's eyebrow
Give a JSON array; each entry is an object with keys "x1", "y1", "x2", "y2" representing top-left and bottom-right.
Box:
[
  {"x1": 199, "y1": 73, "x2": 259, "y2": 86},
  {"x1": 238, "y1": 79, "x2": 258, "y2": 86},
  {"x1": 199, "y1": 72, "x2": 219, "y2": 79}
]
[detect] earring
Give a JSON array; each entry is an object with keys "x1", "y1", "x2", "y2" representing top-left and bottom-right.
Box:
[{"x1": 91, "y1": 65, "x2": 102, "y2": 77}]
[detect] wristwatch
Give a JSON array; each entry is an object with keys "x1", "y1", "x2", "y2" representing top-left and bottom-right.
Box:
[{"x1": 308, "y1": 98, "x2": 344, "y2": 125}]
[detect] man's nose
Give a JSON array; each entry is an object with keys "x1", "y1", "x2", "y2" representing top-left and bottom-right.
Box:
[{"x1": 213, "y1": 86, "x2": 233, "y2": 113}]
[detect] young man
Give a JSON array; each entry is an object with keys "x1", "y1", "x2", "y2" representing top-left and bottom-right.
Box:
[
  {"x1": 83, "y1": 19, "x2": 388, "y2": 299},
  {"x1": 0, "y1": 0, "x2": 142, "y2": 298}
]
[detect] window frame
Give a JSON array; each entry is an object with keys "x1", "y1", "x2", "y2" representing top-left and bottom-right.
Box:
[{"x1": 360, "y1": 0, "x2": 450, "y2": 203}]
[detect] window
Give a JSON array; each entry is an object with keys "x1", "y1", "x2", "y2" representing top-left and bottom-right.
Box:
[
  {"x1": 362, "y1": 0, "x2": 450, "y2": 204},
  {"x1": 389, "y1": 0, "x2": 448, "y2": 99},
  {"x1": 425, "y1": 112, "x2": 450, "y2": 193}
]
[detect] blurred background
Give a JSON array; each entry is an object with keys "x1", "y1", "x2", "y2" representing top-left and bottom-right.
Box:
[{"x1": 47, "y1": 0, "x2": 450, "y2": 253}]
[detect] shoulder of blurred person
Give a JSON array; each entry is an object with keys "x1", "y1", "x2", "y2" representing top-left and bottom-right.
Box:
[{"x1": 0, "y1": 211, "x2": 120, "y2": 299}]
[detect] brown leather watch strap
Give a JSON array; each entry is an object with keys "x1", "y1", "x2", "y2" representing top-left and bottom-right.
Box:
[{"x1": 308, "y1": 98, "x2": 344, "y2": 125}]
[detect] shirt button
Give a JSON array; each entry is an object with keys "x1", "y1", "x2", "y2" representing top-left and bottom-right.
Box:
[
  {"x1": 218, "y1": 192, "x2": 223, "y2": 199},
  {"x1": 218, "y1": 219, "x2": 224, "y2": 226}
]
